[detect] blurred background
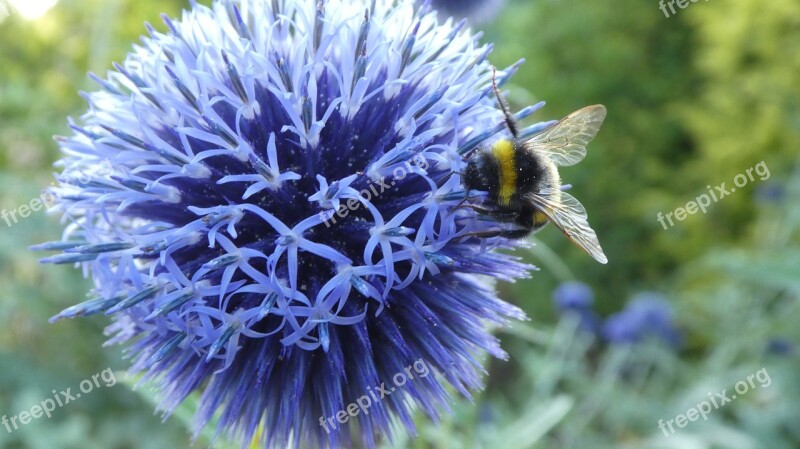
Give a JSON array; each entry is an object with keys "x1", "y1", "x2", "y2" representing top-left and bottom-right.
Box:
[{"x1": 0, "y1": 0, "x2": 798, "y2": 448}]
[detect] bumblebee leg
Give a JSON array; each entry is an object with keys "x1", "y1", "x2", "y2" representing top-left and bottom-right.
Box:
[
  {"x1": 457, "y1": 230, "x2": 504, "y2": 240},
  {"x1": 454, "y1": 203, "x2": 493, "y2": 214},
  {"x1": 457, "y1": 227, "x2": 531, "y2": 241},
  {"x1": 453, "y1": 190, "x2": 470, "y2": 211},
  {"x1": 462, "y1": 204, "x2": 519, "y2": 221}
]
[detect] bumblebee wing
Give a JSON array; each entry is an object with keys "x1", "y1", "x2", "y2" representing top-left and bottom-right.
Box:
[
  {"x1": 525, "y1": 189, "x2": 608, "y2": 264},
  {"x1": 527, "y1": 105, "x2": 607, "y2": 167}
]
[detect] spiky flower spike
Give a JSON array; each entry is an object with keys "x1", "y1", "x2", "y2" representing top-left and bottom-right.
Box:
[{"x1": 36, "y1": 0, "x2": 550, "y2": 447}]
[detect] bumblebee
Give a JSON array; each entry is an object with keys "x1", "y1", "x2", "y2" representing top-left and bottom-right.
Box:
[{"x1": 462, "y1": 71, "x2": 608, "y2": 264}]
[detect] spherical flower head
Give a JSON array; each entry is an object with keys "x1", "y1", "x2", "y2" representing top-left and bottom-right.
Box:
[
  {"x1": 553, "y1": 281, "x2": 594, "y2": 312},
  {"x1": 552, "y1": 281, "x2": 599, "y2": 334},
  {"x1": 35, "y1": 1, "x2": 545, "y2": 447},
  {"x1": 766, "y1": 338, "x2": 795, "y2": 357},
  {"x1": 755, "y1": 182, "x2": 785, "y2": 204},
  {"x1": 602, "y1": 293, "x2": 683, "y2": 347}
]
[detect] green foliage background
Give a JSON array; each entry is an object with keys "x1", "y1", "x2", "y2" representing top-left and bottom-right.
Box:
[{"x1": 0, "y1": 0, "x2": 798, "y2": 447}]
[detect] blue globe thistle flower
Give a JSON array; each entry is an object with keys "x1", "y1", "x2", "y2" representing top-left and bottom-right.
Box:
[
  {"x1": 755, "y1": 182, "x2": 785, "y2": 204},
  {"x1": 602, "y1": 293, "x2": 683, "y2": 347},
  {"x1": 552, "y1": 281, "x2": 594, "y2": 312},
  {"x1": 552, "y1": 281, "x2": 600, "y2": 334},
  {"x1": 34, "y1": 0, "x2": 550, "y2": 447},
  {"x1": 766, "y1": 338, "x2": 795, "y2": 357}
]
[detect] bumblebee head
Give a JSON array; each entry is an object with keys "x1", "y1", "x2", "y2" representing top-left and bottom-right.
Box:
[{"x1": 463, "y1": 150, "x2": 499, "y2": 193}]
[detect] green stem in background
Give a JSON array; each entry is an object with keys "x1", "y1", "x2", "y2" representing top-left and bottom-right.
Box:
[{"x1": 526, "y1": 238, "x2": 576, "y2": 283}]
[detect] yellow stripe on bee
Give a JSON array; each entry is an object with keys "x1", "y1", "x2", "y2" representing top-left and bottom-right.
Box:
[
  {"x1": 533, "y1": 210, "x2": 549, "y2": 226},
  {"x1": 492, "y1": 139, "x2": 516, "y2": 206}
]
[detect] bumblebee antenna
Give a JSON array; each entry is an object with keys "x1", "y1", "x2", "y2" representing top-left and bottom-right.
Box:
[{"x1": 492, "y1": 67, "x2": 519, "y2": 139}]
